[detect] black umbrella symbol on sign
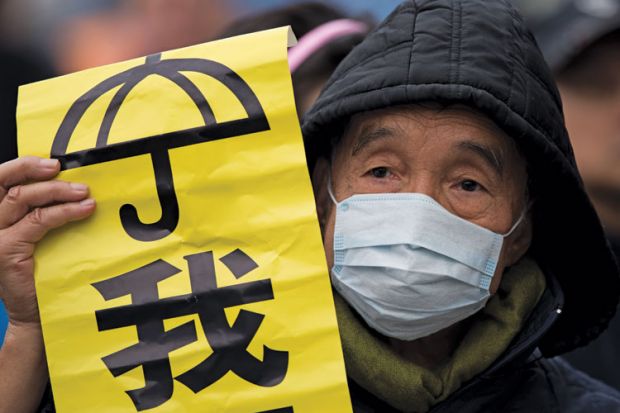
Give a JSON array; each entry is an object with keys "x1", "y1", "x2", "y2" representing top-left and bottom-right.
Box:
[{"x1": 51, "y1": 53, "x2": 270, "y2": 242}]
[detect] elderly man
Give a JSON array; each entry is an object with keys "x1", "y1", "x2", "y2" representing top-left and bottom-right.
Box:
[{"x1": 1, "y1": 1, "x2": 619, "y2": 412}]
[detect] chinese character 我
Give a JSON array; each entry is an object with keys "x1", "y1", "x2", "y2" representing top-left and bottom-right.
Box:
[{"x1": 92, "y1": 249, "x2": 288, "y2": 411}]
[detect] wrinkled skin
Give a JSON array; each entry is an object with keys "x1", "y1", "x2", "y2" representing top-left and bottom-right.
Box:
[
  {"x1": 311, "y1": 105, "x2": 532, "y2": 367},
  {"x1": 0, "y1": 157, "x2": 95, "y2": 413}
]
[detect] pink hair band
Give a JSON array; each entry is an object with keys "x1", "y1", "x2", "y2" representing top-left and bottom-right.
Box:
[{"x1": 288, "y1": 18, "x2": 368, "y2": 73}]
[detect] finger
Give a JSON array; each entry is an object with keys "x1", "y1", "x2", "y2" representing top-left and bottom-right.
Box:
[
  {"x1": 0, "y1": 157, "x2": 60, "y2": 199},
  {"x1": 10, "y1": 199, "x2": 96, "y2": 245},
  {"x1": 0, "y1": 180, "x2": 90, "y2": 228}
]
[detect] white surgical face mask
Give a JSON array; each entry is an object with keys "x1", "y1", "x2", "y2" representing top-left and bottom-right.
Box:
[{"x1": 327, "y1": 179, "x2": 525, "y2": 341}]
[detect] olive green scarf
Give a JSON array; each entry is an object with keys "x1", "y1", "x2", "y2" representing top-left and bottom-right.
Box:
[{"x1": 335, "y1": 257, "x2": 546, "y2": 413}]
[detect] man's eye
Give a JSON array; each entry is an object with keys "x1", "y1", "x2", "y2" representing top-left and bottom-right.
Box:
[
  {"x1": 460, "y1": 179, "x2": 481, "y2": 192},
  {"x1": 370, "y1": 167, "x2": 391, "y2": 178}
]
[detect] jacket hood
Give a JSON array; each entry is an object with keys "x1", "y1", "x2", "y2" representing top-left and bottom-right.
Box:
[{"x1": 301, "y1": 0, "x2": 620, "y2": 356}]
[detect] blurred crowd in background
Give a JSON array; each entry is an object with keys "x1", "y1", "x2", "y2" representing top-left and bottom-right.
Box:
[
  {"x1": 0, "y1": 0, "x2": 399, "y2": 74},
  {"x1": 0, "y1": 0, "x2": 618, "y2": 395}
]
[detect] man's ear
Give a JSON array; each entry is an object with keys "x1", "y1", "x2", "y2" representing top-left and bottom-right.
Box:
[
  {"x1": 505, "y1": 212, "x2": 533, "y2": 266},
  {"x1": 311, "y1": 157, "x2": 331, "y2": 231}
]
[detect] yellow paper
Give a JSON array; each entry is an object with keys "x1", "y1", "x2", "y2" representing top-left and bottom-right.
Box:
[{"x1": 17, "y1": 27, "x2": 351, "y2": 413}]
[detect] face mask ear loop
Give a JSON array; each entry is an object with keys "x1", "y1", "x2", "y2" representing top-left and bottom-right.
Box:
[
  {"x1": 503, "y1": 209, "x2": 527, "y2": 238},
  {"x1": 327, "y1": 173, "x2": 339, "y2": 205},
  {"x1": 504, "y1": 198, "x2": 535, "y2": 238}
]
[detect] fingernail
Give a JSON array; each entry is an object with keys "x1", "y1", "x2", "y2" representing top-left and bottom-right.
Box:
[
  {"x1": 70, "y1": 183, "x2": 88, "y2": 192},
  {"x1": 40, "y1": 158, "x2": 59, "y2": 169},
  {"x1": 80, "y1": 198, "x2": 95, "y2": 207}
]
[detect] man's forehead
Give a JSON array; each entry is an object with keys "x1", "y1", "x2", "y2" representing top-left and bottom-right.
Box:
[{"x1": 342, "y1": 104, "x2": 509, "y2": 146}]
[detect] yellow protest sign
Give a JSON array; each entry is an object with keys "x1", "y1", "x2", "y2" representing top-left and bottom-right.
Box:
[{"x1": 17, "y1": 27, "x2": 352, "y2": 413}]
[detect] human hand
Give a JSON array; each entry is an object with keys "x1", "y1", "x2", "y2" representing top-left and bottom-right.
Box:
[{"x1": 0, "y1": 156, "x2": 96, "y2": 327}]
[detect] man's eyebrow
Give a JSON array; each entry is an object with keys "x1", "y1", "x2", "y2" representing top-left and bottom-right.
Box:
[
  {"x1": 456, "y1": 140, "x2": 504, "y2": 177},
  {"x1": 351, "y1": 126, "x2": 397, "y2": 156}
]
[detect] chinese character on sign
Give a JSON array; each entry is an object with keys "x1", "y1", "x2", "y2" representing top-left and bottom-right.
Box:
[{"x1": 92, "y1": 249, "x2": 288, "y2": 411}]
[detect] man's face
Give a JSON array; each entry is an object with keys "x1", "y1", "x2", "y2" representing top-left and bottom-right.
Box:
[
  {"x1": 312, "y1": 105, "x2": 532, "y2": 293},
  {"x1": 556, "y1": 36, "x2": 620, "y2": 232}
]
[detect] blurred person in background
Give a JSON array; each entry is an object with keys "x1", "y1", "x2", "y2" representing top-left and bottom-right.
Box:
[
  {"x1": 0, "y1": 3, "x2": 55, "y2": 347},
  {"x1": 0, "y1": 51, "x2": 52, "y2": 164},
  {"x1": 0, "y1": 0, "x2": 55, "y2": 163},
  {"x1": 515, "y1": 0, "x2": 620, "y2": 390},
  {"x1": 219, "y1": 2, "x2": 373, "y2": 116},
  {"x1": 46, "y1": 0, "x2": 235, "y2": 73},
  {"x1": 1, "y1": 0, "x2": 390, "y2": 77}
]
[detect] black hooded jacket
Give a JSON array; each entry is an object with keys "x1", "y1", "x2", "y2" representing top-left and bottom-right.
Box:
[{"x1": 302, "y1": 0, "x2": 620, "y2": 411}]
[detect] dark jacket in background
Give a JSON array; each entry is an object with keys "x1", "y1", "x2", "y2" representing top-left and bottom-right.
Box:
[
  {"x1": 563, "y1": 237, "x2": 620, "y2": 391},
  {"x1": 0, "y1": 48, "x2": 52, "y2": 163}
]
